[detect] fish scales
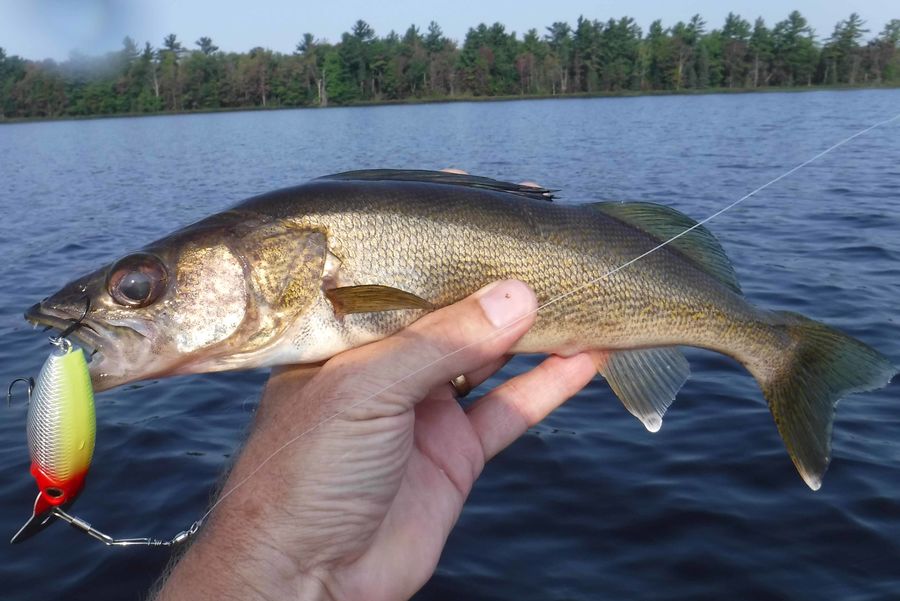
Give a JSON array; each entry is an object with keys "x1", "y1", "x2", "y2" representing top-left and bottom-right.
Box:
[{"x1": 249, "y1": 179, "x2": 762, "y2": 356}]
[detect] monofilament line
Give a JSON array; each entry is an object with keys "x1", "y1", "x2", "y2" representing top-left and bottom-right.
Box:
[{"x1": 195, "y1": 112, "x2": 900, "y2": 526}]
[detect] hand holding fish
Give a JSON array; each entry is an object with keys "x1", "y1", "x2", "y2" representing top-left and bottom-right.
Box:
[{"x1": 155, "y1": 280, "x2": 598, "y2": 601}]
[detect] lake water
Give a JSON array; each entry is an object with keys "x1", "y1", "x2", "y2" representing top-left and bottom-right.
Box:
[{"x1": 1, "y1": 90, "x2": 899, "y2": 600}]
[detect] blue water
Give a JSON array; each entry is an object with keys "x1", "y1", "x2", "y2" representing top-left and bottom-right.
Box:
[{"x1": 1, "y1": 90, "x2": 899, "y2": 600}]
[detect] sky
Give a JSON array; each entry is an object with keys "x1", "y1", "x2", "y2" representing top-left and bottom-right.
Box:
[{"x1": 0, "y1": 0, "x2": 897, "y2": 62}]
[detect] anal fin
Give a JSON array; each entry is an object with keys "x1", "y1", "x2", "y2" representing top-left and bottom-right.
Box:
[{"x1": 598, "y1": 347, "x2": 690, "y2": 432}]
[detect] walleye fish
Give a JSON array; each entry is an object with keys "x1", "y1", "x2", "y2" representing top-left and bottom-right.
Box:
[{"x1": 26, "y1": 169, "x2": 896, "y2": 489}]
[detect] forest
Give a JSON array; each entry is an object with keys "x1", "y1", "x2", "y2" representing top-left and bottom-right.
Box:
[{"x1": 1, "y1": 11, "x2": 898, "y2": 119}]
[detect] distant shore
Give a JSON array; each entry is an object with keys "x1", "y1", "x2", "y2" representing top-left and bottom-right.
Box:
[{"x1": 1, "y1": 83, "x2": 897, "y2": 125}]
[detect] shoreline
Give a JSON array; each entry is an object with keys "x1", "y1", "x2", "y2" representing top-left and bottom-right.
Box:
[{"x1": 1, "y1": 83, "x2": 897, "y2": 125}]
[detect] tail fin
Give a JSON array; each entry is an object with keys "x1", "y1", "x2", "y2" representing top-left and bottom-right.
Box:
[{"x1": 753, "y1": 312, "x2": 896, "y2": 490}]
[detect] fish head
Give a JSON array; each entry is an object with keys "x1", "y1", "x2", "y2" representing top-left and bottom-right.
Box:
[{"x1": 26, "y1": 216, "x2": 329, "y2": 391}]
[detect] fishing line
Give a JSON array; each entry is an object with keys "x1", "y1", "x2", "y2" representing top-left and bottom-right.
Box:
[{"x1": 194, "y1": 112, "x2": 900, "y2": 528}]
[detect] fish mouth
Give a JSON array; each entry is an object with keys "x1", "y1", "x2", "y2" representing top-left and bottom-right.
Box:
[
  {"x1": 24, "y1": 302, "x2": 159, "y2": 391},
  {"x1": 24, "y1": 302, "x2": 107, "y2": 361}
]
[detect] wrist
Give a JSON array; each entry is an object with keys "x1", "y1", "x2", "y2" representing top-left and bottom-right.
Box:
[{"x1": 155, "y1": 516, "x2": 338, "y2": 601}]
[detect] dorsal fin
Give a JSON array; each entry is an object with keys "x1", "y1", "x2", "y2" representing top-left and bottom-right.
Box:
[
  {"x1": 592, "y1": 202, "x2": 742, "y2": 295},
  {"x1": 318, "y1": 169, "x2": 555, "y2": 201}
]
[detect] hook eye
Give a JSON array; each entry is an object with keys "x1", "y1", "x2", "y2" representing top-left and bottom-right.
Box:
[{"x1": 7, "y1": 377, "x2": 34, "y2": 407}]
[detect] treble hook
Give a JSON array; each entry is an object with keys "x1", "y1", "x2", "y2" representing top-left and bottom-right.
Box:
[
  {"x1": 51, "y1": 296, "x2": 91, "y2": 343},
  {"x1": 7, "y1": 377, "x2": 34, "y2": 407}
]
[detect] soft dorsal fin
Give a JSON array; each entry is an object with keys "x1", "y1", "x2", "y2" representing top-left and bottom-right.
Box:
[
  {"x1": 591, "y1": 202, "x2": 742, "y2": 295},
  {"x1": 319, "y1": 169, "x2": 555, "y2": 201}
]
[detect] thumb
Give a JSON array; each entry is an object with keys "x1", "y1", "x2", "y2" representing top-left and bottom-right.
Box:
[{"x1": 331, "y1": 280, "x2": 538, "y2": 408}]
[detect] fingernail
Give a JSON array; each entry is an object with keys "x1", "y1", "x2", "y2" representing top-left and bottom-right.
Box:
[{"x1": 478, "y1": 281, "x2": 534, "y2": 328}]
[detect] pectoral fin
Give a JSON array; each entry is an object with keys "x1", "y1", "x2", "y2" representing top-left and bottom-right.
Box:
[
  {"x1": 598, "y1": 347, "x2": 690, "y2": 432},
  {"x1": 326, "y1": 285, "x2": 434, "y2": 315}
]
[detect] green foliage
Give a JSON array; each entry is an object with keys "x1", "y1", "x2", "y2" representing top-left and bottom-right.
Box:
[
  {"x1": 459, "y1": 23, "x2": 521, "y2": 96},
  {"x1": 324, "y1": 48, "x2": 353, "y2": 104},
  {"x1": 1, "y1": 11, "x2": 898, "y2": 120},
  {"x1": 822, "y1": 13, "x2": 869, "y2": 84},
  {"x1": 748, "y1": 18, "x2": 775, "y2": 86},
  {"x1": 771, "y1": 11, "x2": 817, "y2": 85},
  {"x1": 721, "y1": 13, "x2": 751, "y2": 87}
]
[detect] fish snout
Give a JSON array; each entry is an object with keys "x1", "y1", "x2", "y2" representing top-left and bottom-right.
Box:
[
  {"x1": 24, "y1": 301, "x2": 43, "y2": 323},
  {"x1": 25, "y1": 296, "x2": 89, "y2": 334},
  {"x1": 24, "y1": 293, "x2": 110, "y2": 364}
]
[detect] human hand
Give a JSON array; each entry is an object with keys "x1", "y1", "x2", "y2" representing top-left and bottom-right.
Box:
[{"x1": 155, "y1": 280, "x2": 599, "y2": 601}]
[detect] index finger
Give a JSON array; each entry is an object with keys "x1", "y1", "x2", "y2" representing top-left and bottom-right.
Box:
[{"x1": 466, "y1": 352, "x2": 598, "y2": 461}]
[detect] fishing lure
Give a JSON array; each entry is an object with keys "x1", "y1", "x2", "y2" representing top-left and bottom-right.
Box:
[
  {"x1": 9, "y1": 336, "x2": 197, "y2": 546},
  {"x1": 11, "y1": 338, "x2": 95, "y2": 544}
]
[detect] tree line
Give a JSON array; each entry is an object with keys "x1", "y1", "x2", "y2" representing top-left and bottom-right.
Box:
[{"x1": 1, "y1": 11, "x2": 898, "y2": 119}]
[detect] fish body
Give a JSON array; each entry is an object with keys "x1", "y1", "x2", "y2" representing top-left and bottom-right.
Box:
[
  {"x1": 26, "y1": 170, "x2": 896, "y2": 489},
  {"x1": 12, "y1": 343, "x2": 95, "y2": 543}
]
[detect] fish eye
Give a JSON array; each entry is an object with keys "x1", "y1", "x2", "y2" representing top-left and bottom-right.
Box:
[{"x1": 107, "y1": 253, "x2": 168, "y2": 308}]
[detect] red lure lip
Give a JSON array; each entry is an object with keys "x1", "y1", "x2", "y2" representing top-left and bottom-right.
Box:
[{"x1": 31, "y1": 462, "x2": 88, "y2": 507}]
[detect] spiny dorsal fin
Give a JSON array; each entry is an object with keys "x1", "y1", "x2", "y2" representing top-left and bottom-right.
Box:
[
  {"x1": 592, "y1": 202, "x2": 742, "y2": 295},
  {"x1": 319, "y1": 169, "x2": 555, "y2": 201},
  {"x1": 326, "y1": 284, "x2": 434, "y2": 316}
]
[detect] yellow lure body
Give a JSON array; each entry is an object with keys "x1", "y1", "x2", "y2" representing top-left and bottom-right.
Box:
[
  {"x1": 12, "y1": 343, "x2": 96, "y2": 543},
  {"x1": 27, "y1": 344, "x2": 96, "y2": 489}
]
